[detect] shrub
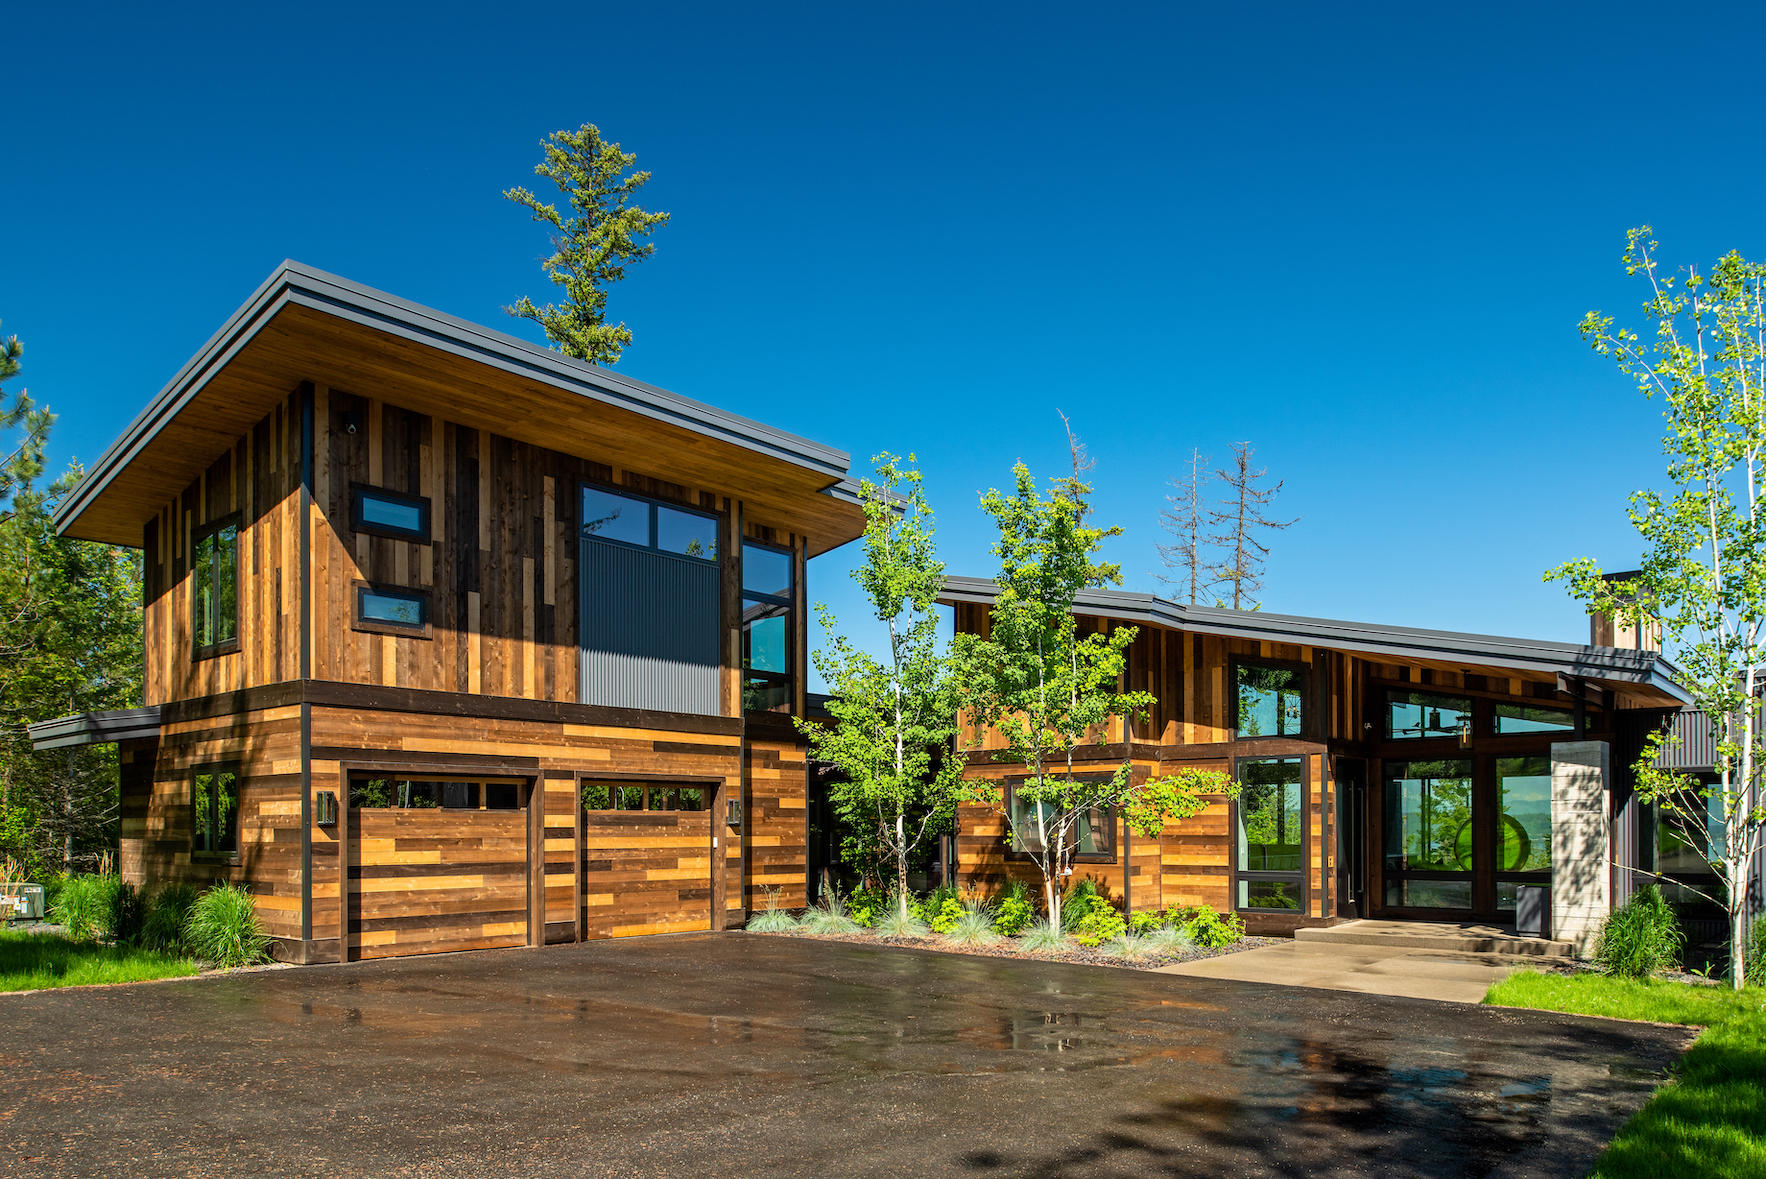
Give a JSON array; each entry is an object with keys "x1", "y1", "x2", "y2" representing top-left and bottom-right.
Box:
[
  {"x1": 1128, "y1": 910, "x2": 1166, "y2": 935},
  {"x1": 994, "y1": 895, "x2": 1034, "y2": 936},
  {"x1": 1017, "y1": 917, "x2": 1068, "y2": 954},
  {"x1": 141, "y1": 883, "x2": 202, "y2": 954},
  {"x1": 846, "y1": 886, "x2": 885, "y2": 929},
  {"x1": 874, "y1": 906, "x2": 930, "y2": 939},
  {"x1": 925, "y1": 896, "x2": 966, "y2": 935},
  {"x1": 1073, "y1": 902, "x2": 1127, "y2": 948},
  {"x1": 105, "y1": 881, "x2": 145, "y2": 945},
  {"x1": 1595, "y1": 884, "x2": 1684, "y2": 979},
  {"x1": 184, "y1": 884, "x2": 272, "y2": 967},
  {"x1": 51, "y1": 874, "x2": 118, "y2": 941},
  {"x1": 798, "y1": 890, "x2": 863, "y2": 936},
  {"x1": 1061, "y1": 879, "x2": 1105, "y2": 932},
  {"x1": 944, "y1": 906, "x2": 1001, "y2": 948},
  {"x1": 1185, "y1": 906, "x2": 1244, "y2": 949},
  {"x1": 1746, "y1": 913, "x2": 1766, "y2": 987}
]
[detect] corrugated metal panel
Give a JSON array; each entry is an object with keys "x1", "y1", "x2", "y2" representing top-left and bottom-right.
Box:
[
  {"x1": 1655, "y1": 709, "x2": 1720, "y2": 771},
  {"x1": 580, "y1": 540, "x2": 720, "y2": 715}
]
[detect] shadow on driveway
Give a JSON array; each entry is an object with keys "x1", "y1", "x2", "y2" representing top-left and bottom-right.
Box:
[{"x1": 0, "y1": 934, "x2": 1689, "y2": 1177}]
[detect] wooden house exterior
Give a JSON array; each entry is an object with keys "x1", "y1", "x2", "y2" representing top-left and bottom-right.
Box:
[
  {"x1": 940, "y1": 578, "x2": 1690, "y2": 948},
  {"x1": 32, "y1": 262, "x2": 862, "y2": 963}
]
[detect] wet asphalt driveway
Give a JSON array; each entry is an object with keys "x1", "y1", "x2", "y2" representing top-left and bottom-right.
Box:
[{"x1": 0, "y1": 935, "x2": 1689, "y2": 1178}]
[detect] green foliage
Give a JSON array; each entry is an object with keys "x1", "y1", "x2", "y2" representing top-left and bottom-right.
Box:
[
  {"x1": 106, "y1": 880, "x2": 144, "y2": 945},
  {"x1": 1484, "y1": 971, "x2": 1766, "y2": 1177},
  {"x1": 925, "y1": 896, "x2": 966, "y2": 935},
  {"x1": 1550, "y1": 228, "x2": 1766, "y2": 989},
  {"x1": 1073, "y1": 903, "x2": 1127, "y2": 948},
  {"x1": 1059, "y1": 878, "x2": 1107, "y2": 932},
  {"x1": 798, "y1": 889, "x2": 863, "y2": 936},
  {"x1": 1016, "y1": 917, "x2": 1068, "y2": 954},
  {"x1": 873, "y1": 906, "x2": 930, "y2": 939},
  {"x1": 1596, "y1": 884, "x2": 1685, "y2": 979},
  {"x1": 943, "y1": 906, "x2": 1002, "y2": 948},
  {"x1": 1106, "y1": 932, "x2": 1154, "y2": 960},
  {"x1": 993, "y1": 894, "x2": 1034, "y2": 936},
  {"x1": 50, "y1": 873, "x2": 116, "y2": 941},
  {"x1": 1184, "y1": 906, "x2": 1244, "y2": 949},
  {"x1": 504, "y1": 123, "x2": 670, "y2": 366},
  {"x1": 953, "y1": 450, "x2": 1236, "y2": 928},
  {"x1": 1128, "y1": 909, "x2": 1165, "y2": 935},
  {"x1": 183, "y1": 883, "x2": 271, "y2": 968},
  {"x1": 845, "y1": 886, "x2": 885, "y2": 929},
  {"x1": 140, "y1": 882, "x2": 201, "y2": 955},
  {"x1": 0, "y1": 929, "x2": 196, "y2": 993},
  {"x1": 1746, "y1": 914, "x2": 1766, "y2": 988},
  {"x1": 1144, "y1": 924, "x2": 1197, "y2": 955},
  {"x1": 798, "y1": 456, "x2": 962, "y2": 916}
]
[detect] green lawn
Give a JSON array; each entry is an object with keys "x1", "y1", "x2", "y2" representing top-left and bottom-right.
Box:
[
  {"x1": 1485, "y1": 971, "x2": 1766, "y2": 1179},
  {"x1": 0, "y1": 928, "x2": 198, "y2": 993}
]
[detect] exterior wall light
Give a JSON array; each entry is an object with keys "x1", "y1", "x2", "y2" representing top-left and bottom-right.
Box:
[{"x1": 316, "y1": 790, "x2": 339, "y2": 828}]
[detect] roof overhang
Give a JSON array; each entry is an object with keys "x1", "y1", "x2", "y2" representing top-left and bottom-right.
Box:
[
  {"x1": 940, "y1": 576, "x2": 1691, "y2": 708},
  {"x1": 27, "y1": 707, "x2": 163, "y2": 751},
  {"x1": 55, "y1": 261, "x2": 865, "y2": 555}
]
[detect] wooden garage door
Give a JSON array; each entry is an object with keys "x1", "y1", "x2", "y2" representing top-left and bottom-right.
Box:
[
  {"x1": 583, "y1": 782, "x2": 714, "y2": 938},
  {"x1": 348, "y1": 776, "x2": 530, "y2": 960}
]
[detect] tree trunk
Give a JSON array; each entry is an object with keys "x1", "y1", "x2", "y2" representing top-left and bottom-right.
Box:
[{"x1": 1732, "y1": 861, "x2": 1748, "y2": 990}]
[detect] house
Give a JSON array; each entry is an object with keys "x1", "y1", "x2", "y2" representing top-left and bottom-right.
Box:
[
  {"x1": 939, "y1": 577, "x2": 1695, "y2": 950},
  {"x1": 29, "y1": 261, "x2": 865, "y2": 962}
]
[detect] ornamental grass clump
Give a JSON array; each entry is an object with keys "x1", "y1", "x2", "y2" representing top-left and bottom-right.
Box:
[
  {"x1": 798, "y1": 890, "x2": 862, "y2": 936},
  {"x1": 747, "y1": 888, "x2": 799, "y2": 933},
  {"x1": 1143, "y1": 924, "x2": 1197, "y2": 955},
  {"x1": 183, "y1": 883, "x2": 272, "y2": 968},
  {"x1": 50, "y1": 873, "x2": 117, "y2": 941},
  {"x1": 874, "y1": 905, "x2": 930, "y2": 939},
  {"x1": 1107, "y1": 933, "x2": 1154, "y2": 961},
  {"x1": 1595, "y1": 884, "x2": 1684, "y2": 979},
  {"x1": 943, "y1": 905, "x2": 1001, "y2": 948},
  {"x1": 1017, "y1": 917, "x2": 1068, "y2": 955},
  {"x1": 141, "y1": 883, "x2": 202, "y2": 955}
]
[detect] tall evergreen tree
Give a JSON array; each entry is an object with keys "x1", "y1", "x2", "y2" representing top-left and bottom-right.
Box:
[{"x1": 504, "y1": 123, "x2": 671, "y2": 366}]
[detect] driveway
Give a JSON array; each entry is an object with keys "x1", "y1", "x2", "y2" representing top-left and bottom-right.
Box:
[{"x1": 0, "y1": 935, "x2": 1688, "y2": 1178}]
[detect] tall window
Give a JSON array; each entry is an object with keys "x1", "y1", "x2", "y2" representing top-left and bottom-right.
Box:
[
  {"x1": 1234, "y1": 662, "x2": 1307, "y2": 738},
  {"x1": 1382, "y1": 757, "x2": 1474, "y2": 909},
  {"x1": 192, "y1": 767, "x2": 240, "y2": 857},
  {"x1": 1494, "y1": 755, "x2": 1552, "y2": 911},
  {"x1": 192, "y1": 516, "x2": 239, "y2": 654},
  {"x1": 1236, "y1": 757, "x2": 1305, "y2": 910},
  {"x1": 742, "y1": 541, "x2": 794, "y2": 713}
]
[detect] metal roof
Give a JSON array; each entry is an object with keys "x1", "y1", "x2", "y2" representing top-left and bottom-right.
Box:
[
  {"x1": 939, "y1": 576, "x2": 1690, "y2": 703},
  {"x1": 27, "y1": 707, "x2": 163, "y2": 750},
  {"x1": 54, "y1": 260, "x2": 853, "y2": 539}
]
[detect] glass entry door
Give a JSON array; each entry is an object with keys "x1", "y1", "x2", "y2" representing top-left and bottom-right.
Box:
[
  {"x1": 1382, "y1": 758, "x2": 1476, "y2": 911},
  {"x1": 1335, "y1": 758, "x2": 1367, "y2": 918}
]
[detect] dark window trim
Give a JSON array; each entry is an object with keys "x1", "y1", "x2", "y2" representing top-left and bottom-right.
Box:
[
  {"x1": 191, "y1": 513, "x2": 241, "y2": 660},
  {"x1": 741, "y1": 537, "x2": 796, "y2": 714},
  {"x1": 740, "y1": 537, "x2": 794, "y2": 604},
  {"x1": 1229, "y1": 656, "x2": 1312, "y2": 741},
  {"x1": 1231, "y1": 753, "x2": 1307, "y2": 912},
  {"x1": 191, "y1": 760, "x2": 243, "y2": 863},
  {"x1": 579, "y1": 479, "x2": 721, "y2": 562},
  {"x1": 1001, "y1": 775, "x2": 1117, "y2": 863},
  {"x1": 349, "y1": 483, "x2": 432, "y2": 543},
  {"x1": 352, "y1": 580, "x2": 432, "y2": 640},
  {"x1": 1492, "y1": 700, "x2": 1575, "y2": 736}
]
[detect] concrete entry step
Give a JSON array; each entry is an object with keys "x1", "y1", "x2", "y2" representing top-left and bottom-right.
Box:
[{"x1": 1296, "y1": 919, "x2": 1576, "y2": 958}]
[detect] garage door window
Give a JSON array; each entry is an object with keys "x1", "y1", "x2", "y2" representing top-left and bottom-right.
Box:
[
  {"x1": 581, "y1": 782, "x2": 708, "y2": 812},
  {"x1": 350, "y1": 776, "x2": 526, "y2": 810}
]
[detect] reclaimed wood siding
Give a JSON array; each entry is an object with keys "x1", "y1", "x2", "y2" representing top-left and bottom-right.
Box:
[
  {"x1": 116, "y1": 705, "x2": 305, "y2": 950},
  {"x1": 143, "y1": 389, "x2": 305, "y2": 706},
  {"x1": 350, "y1": 808, "x2": 529, "y2": 960},
  {"x1": 583, "y1": 809, "x2": 714, "y2": 938},
  {"x1": 745, "y1": 735, "x2": 809, "y2": 909}
]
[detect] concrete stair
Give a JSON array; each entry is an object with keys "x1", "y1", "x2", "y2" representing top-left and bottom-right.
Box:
[{"x1": 1295, "y1": 919, "x2": 1576, "y2": 959}]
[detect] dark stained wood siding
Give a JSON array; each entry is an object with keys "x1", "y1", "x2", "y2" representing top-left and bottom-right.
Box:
[
  {"x1": 350, "y1": 808, "x2": 529, "y2": 959},
  {"x1": 583, "y1": 809, "x2": 714, "y2": 938}
]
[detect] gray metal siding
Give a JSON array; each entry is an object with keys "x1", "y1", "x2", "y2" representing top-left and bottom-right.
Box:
[
  {"x1": 1655, "y1": 709, "x2": 1720, "y2": 772},
  {"x1": 579, "y1": 540, "x2": 720, "y2": 715}
]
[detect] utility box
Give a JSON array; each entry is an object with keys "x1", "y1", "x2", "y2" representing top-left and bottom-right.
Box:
[
  {"x1": 2, "y1": 883, "x2": 45, "y2": 922},
  {"x1": 1516, "y1": 885, "x2": 1550, "y2": 939}
]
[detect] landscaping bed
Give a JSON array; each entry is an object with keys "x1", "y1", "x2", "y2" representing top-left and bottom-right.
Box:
[{"x1": 753, "y1": 923, "x2": 1277, "y2": 971}]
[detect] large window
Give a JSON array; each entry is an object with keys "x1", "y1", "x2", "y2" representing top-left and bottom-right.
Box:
[
  {"x1": 1494, "y1": 755, "x2": 1552, "y2": 911},
  {"x1": 1236, "y1": 757, "x2": 1305, "y2": 910},
  {"x1": 1386, "y1": 691, "x2": 1472, "y2": 741},
  {"x1": 192, "y1": 767, "x2": 240, "y2": 857},
  {"x1": 742, "y1": 541, "x2": 794, "y2": 713},
  {"x1": 349, "y1": 776, "x2": 525, "y2": 810},
  {"x1": 1006, "y1": 779, "x2": 1114, "y2": 861},
  {"x1": 192, "y1": 516, "x2": 239, "y2": 655},
  {"x1": 1382, "y1": 757, "x2": 1474, "y2": 909},
  {"x1": 582, "y1": 486, "x2": 718, "y2": 560},
  {"x1": 1494, "y1": 703, "x2": 1573, "y2": 735},
  {"x1": 1234, "y1": 662, "x2": 1307, "y2": 738}
]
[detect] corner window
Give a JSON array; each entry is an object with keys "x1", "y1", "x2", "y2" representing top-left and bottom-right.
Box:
[
  {"x1": 193, "y1": 767, "x2": 240, "y2": 857},
  {"x1": 1494, "y1": 703, "x2": 1574, "y2": 735},
  {"x1": 1235, "y1": 757, "x2": 1305, "y2": 910},
  {"x1": 192, "y1": 516, "x2": 239, "y2": 655},
  {"x1": 349, "y1": 776, "x2": 525, "y2": 810},
  {"x1": 1005, "y1": 779, "x2": 1115, "y2": 861},
  {"x1": 581, "y1": 486, "x2": 718, "y2": 560},
  {"x1": 742, "y1": 541, "x2": 794, "y2": 713},
  {"x1": 581, "y1": 782, "x2": 708, "y2": 812},
  {"x1": 351, "y1": 485, "x2": 430, "y2": 542},
  {"x1": 1386, "y1": 691, "x2": 1472, "y2": 741},
  {"x1": 354, "y1": 584, "x2": 429, "y2": 636},
  {"x1": 1234, "y1": 661, "x2": 1307, "y2": 738}
]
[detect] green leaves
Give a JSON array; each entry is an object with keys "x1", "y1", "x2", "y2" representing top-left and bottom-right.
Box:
[{"x1": 504, "y1": 123, "x2": 670, "y2": 366}]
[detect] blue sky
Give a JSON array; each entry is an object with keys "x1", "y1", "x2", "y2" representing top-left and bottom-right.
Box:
[{"x1": 9, "y1": 3, "x2": 1766, "y2": 684}]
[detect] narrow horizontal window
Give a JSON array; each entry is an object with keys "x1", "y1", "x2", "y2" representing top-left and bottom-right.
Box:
[
  {"x1": 1386, "y1": 691, "x2": 1472, "y2": 740},
  {"x1": 350, "y1": 776, "x2": 525, "y2": 810},
  {"x1": 355, "y1": 584, "x2": 429, "y2": 634},
  {"x1": 1494, "y1": 703, "x2": 1573, "y2": 735},
  {"x1": 351, "y1": 486, "x2": 430, "y2": 541},
  {"x1": 581, "y1": 782, "x2": 710, "y2": 812},
  {"x1": 581, "y1": 486, "x2": 718, "y2": 560}
]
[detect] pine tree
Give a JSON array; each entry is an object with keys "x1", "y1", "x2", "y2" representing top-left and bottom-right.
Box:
[
  {"x1": 1208, "y1": 442, "x2": 1296, "y2": 610},
  {"x1": 1156, "y1": 448, "x2": 1213, "y2": 605},
  {"x1": 504, "y1": 124, "x2": 671, "y2": 366}
]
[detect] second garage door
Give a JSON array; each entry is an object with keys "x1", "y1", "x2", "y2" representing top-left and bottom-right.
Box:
[{"x1": 582, "y1": 781, "x2": 716, "y2": 938}]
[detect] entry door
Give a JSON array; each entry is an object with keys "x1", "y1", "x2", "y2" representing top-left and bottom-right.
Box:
[{"x1": 1335, "y1": 758, "x2": 1367, "y2": 918}]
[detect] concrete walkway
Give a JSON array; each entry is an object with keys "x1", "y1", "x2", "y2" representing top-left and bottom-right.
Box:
[{"x1": 1158, "y1": 938, "x2": 1529, "y2": 1002}]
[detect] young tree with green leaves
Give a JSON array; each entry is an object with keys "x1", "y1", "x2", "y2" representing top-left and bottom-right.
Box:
[
  {"x1": 797, "y1": 455, "x2": 962, "y2": 919},
  {"x1": 504, "y1": 123, "x2": 671, "y2": 366},
  {"x1": 955, "y1": 439, "x2": 1235, "y2": 929},
  {"x1": 1548, "y1": 226, "x2": 1766, "y2": 989}
]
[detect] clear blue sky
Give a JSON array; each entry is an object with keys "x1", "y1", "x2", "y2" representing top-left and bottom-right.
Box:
[{"x1": 9, "y1": 2, "x2": 1766, "y2": 685}]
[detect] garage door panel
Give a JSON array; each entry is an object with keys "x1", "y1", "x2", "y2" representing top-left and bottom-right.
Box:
[
  {"x1": 583, "y1": 808, "x2": 713, "y2": 939},
  {"x1": 349, "y1": 806, "x2": 529, "y2": 959}
]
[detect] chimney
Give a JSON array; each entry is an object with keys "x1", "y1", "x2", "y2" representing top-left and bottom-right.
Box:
[{"x1": 1589, "y1": 571, "x2": 1660, "y2": 652}]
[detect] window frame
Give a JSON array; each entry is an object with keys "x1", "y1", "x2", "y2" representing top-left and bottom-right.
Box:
[
  {"x1": 347, "y1": 773, "x2": 529, "y2": 811},
  {"x1": 190, "y1": 513, "x2": 241, "y2": 659},
  {"x1": 1001, "y1": 776, "x2": 1117, "y2": 863},
  {"x1": 741, "y1": 538, "x2": 796, "y2": 714},
  {"x1": 1492, "y1": 701, "x2": 1575, "y2": 736},
  {"x1": 191, "y1": 762, "x2": 243, "y2": 862},
  {"x1": 349, "y1": 483, "x2": 432, "y2": 543},
  {"x1": 352, "y1": 580, "x2": 432, "y2": 639},
  {"x1": 1230, "y1": 657, "x2": 1311, "y2": 740},
  {"x1": 1232, "y1": 754, "x2": 1308, "y2": 912}
]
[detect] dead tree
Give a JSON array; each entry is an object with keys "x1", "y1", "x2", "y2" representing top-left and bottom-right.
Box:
[
  {"x1": 1208, "y1": 442, "x2": 1296, "y2": 610},
  {"x1": 1157, "y1": 449, "x2": 1214, "y2": 605}
]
